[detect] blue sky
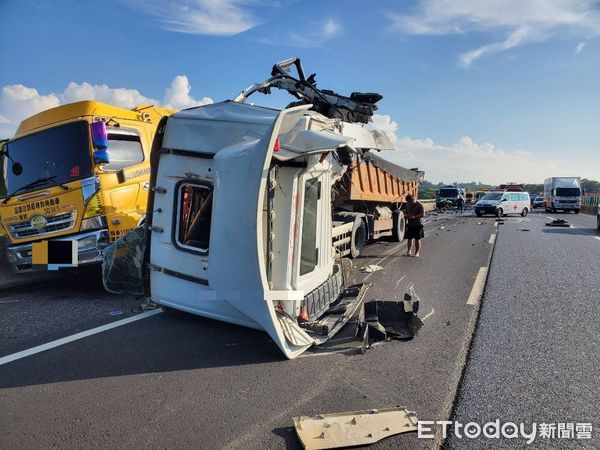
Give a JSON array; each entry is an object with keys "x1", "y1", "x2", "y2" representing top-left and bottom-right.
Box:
[{"x1": 1, "y1": 0, "x2": 598, "y2": 183}]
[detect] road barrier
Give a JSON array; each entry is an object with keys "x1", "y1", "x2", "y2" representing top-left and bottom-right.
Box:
[
  {"x1": 581, "y1": 196, "x2": 599, "y2": 215},
  {"x1": 419, "y1": 199, "x2": 437, "y2": 212}
]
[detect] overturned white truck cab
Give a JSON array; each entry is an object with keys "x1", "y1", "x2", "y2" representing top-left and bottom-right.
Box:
[
  {"x1": 144, "y1": 101, "x2": 399, "y2": 358},
  {"x1": 137, "y1": 59, "x2": 423, "y2": 358}
]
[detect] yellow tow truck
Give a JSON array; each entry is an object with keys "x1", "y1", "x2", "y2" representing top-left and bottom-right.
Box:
[{"x1": 0, "y1": 101, "x2": 174, "y2": 272}]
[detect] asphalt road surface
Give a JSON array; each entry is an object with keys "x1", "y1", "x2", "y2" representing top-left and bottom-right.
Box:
[
  {"x1": 448, "y1": 210, "x2": 599, "y2": 448},
  {"x1": 2, "y1": 209, "x2": 594, "y2": 449}
]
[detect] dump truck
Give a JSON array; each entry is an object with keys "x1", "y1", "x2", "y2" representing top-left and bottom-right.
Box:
[
  {"x1": 0, "y1": 101, "x2": 174, "y2": 272},
  {"x1": 104, "y1": 58, "x2": 423, "y2": 358}
]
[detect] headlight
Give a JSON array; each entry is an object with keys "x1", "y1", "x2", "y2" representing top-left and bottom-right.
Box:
[
  {"x1": 81, "y1": 216, "x2": 107, "y2": 231},
  {"x1": 83, "y1": 191, "x2": 104, "y2": 219}
]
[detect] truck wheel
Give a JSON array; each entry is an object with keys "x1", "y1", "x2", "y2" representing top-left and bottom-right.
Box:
[
  {"x1": 392, "y1": 210, "x2": 405, "y2": 242},
  {"x1": 574, "y1": 209, "x2": 580, "y2": 214},
  {"x1": 521, "y1": 208, "x2": 528, "y2": 217},
  {"x1": 350, "y1": 216, "x2": 366, "y2": 258},
  {"x1": 496, "y1": 208, "x2": 504, "y2": 218}
]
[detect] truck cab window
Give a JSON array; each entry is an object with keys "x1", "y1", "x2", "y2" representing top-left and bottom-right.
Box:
[
  {"x1": 300, "y1": 178, "x2": 320, "y2": 276},
  {"x1": 175, "y1": 183, "x2": 212, "y2": 252},
  {"x1": 103, "y1": 129, "x2": 144, "y2": 171}
]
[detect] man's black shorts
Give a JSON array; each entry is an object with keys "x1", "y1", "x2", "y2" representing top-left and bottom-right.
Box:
[{"x1": 405, "y1": 223, "x2": 424, "y2": 240}]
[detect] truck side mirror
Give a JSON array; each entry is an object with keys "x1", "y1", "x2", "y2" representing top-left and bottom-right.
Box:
[
  {"x1": 91, "y1": 121, "x2": 110, "y2": 165},
  {"x1": 91, "y1": 121, "x2": 109, "y2": 149},
  {"x1": 1, "y1": 143, "x2": 24, "y2": 176},
  {"x1": 93, "y1": 149, "x2": 110, "y2": 165}
]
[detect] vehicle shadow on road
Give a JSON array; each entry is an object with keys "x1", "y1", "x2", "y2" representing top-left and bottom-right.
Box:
[
  {"x1": 0, "y1": 308, "x2": 287, "y2": 389},
  {"x1": 271, "y1": 426, "x2": 303, "y2": 450},
  {"x1": 542, "y1": 228, "x2": 599, "y2": 236}
]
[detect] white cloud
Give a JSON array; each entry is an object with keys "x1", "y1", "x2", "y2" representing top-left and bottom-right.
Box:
[
  {"x1": 380, "y1": 135, "x2": 560, "y2": 184},
  {"x1": 163, "y1": 75, "x2": 213, "y2": 110},
  {"x1": 63, "y1": 82, "x2": 159, "y2": 108},
  {"x1": 125, "y1": 0, "x2": 259, "y2": 36},
  {"x1": 0, "y1": 77, "x2": 213, "y2": 138},
  {"x1": 371, "y1": 113, "x2": 568, "y2": 184},
  {"x1": 575, "y1": 41, "x2": 586, "y2": 54},
  {"x1": 371, "y1": 114, "x2": 399, "y2": 144},
  {"x1": 261, "y1": 18, "x2": 343, "y2": 48},
  {"x1": 388, "y1": 0, "x2": 600, "y2": 66}
]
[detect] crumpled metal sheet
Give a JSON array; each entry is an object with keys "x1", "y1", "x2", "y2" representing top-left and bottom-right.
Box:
[
  {"x1": 102, "y1": 227, "x2": 145, "y2": 295},
  {"x1": 293, "y1": 407, "x2": 418, "y2": 450},
  {"x1": 364, "y1": 295, "x2": 423, "y2": 341}
]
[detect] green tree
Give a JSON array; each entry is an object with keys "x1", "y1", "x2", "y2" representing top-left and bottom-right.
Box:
[{"x1": 581, "y1": 178, "x2": 600, "y2": 194}]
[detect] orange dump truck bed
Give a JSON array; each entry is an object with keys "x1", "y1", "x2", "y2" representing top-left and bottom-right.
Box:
[{"x1": 340, "y1": 152, "x2": 423, "y2": 205}]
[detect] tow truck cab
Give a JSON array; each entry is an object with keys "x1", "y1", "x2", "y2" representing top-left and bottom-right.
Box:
[{"x1": 0, "y1": 101, "x2": 174, "y2": 272}]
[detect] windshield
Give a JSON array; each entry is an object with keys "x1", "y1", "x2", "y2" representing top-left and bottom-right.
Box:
[
  {"x1": 556, "y1": 187, "x2": 580, "y2": 197},
  {"x1": 3, "y1": 121, "x2": 93, "y2": 196},
  {"x1": 481, "y1": 192, "x2": 503, "y2": 201},
  {"x1": 439, "y1": 188, "x2": 458, "y2": 197}
]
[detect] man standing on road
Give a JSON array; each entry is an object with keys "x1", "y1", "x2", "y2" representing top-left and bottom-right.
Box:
[
  {"x1": 457, "y1": 195, "x2": 465, "y2": 213},
  {"x1": 404, "y1": 194, "x2": 424, "y2": 257}
]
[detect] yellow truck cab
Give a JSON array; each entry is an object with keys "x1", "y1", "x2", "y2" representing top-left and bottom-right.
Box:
[{"x1": 0, "y1": 100, "x2": 174, "y2": 272}]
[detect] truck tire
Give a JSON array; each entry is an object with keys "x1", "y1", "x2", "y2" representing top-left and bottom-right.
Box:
[
  {"x1": 392, "y1": 210, "x2": 405, "y2": 242},
  {"x1": 334, "y1": 212, "x2": 367, "y2": 258},
  {"x1": 350, "y1": 216, "x2": 367, "y2": 258}
]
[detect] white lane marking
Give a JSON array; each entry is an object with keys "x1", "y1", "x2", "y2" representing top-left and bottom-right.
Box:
[
  {"x1": 395, "y1": 274, "x2": 407, "y2": 289},
  {"x1": 489, "y1": 234, "x2": 496, "y2": 245},
  {"x1": 547, "y1": 216, "x2": 556, "y2": 221},
  {"x1": 0, "y1": 309, "x2": 163, "y2": 367},
  {"x1": 422, "y1": 308, "x2": 435, "y2": 322},
  {"x1": 493, "y1": 222, "x2": 498, "y2": 227},
  {"x1": 467, "y1": 267, "x2": 488, "y2": 306},
  {"x1": 594, "y1": 237, "x2": 600, "y2": 241}
]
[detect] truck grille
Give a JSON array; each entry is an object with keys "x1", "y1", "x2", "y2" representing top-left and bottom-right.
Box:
[{"x1": 9, "y1": 211, "x2": 77, "y2": 238}]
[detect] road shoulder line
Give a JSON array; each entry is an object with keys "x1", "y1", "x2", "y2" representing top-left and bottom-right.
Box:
[{"x1": 467, "y1": 267, "x2": 489, "y2": 305}]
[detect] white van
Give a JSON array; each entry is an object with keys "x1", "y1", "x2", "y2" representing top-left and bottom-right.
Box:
[{"x1": 474, "y1": 191, "x2": 530, "y2": 217}]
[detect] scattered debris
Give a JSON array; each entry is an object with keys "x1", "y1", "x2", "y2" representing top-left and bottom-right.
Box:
[
  {"x1": 109, "y1": 309, "x2": 123, "y2": 316},
  {"x1": 477, "y1": 222, "x2": 484, "y2": 225},
  {"x1": 519, "y1": 229, "x2": 531, "y2": 232},
  {"x1": 361, "y1": 264, "x2": 383, "y2": 273},
  {"x1": 439, "y1": 226, "x2": 445, "y2": 230},
  {"x1": 363, "y1": 286, "x2": 422, "y2": 342},
  {"x1": 545, "y1": 219, "x2": 570, "y2": 227},
  {"x1": 293, "y1": 407, "x2": 419, "y2": 450}
]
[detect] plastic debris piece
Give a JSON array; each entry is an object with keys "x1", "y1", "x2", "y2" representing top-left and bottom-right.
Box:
[
  {"x1": 102, "y1": 227, "x2": 145, "y2": 295},
  {"x1": 360, "y1": 264, "x2": 383, "y2": 273},
  {"x1": 109, "y1": 309, "x2": 123, "y2": 316},
  {"x1": 293, "y1": 407, "x2": 419, "y2": 450}
]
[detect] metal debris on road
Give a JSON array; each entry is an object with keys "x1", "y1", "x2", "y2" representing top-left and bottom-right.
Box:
[
  {"x1": 293, "y1": 407, "x2": 419, "y2": 450},
  {"x1": 361, "y1": 264, "x2": 383, "y2": 273},
  {"x1": 109, "y1": 309, "x2": 123, "y2": 316},
  {"x1": 363, "y1": 287, "x2": 423, "y2": 342},
  {"x1": 545, "y1": 219, "x2": 570, "y2": 227}
]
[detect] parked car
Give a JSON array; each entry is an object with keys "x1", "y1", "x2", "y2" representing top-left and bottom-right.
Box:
[
  {"x1": 532, "y1": 196, "x2": 544, "y2": 208},
  {"x1": 474, "y1": 191, "x2": 530, "y2": 217}
]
